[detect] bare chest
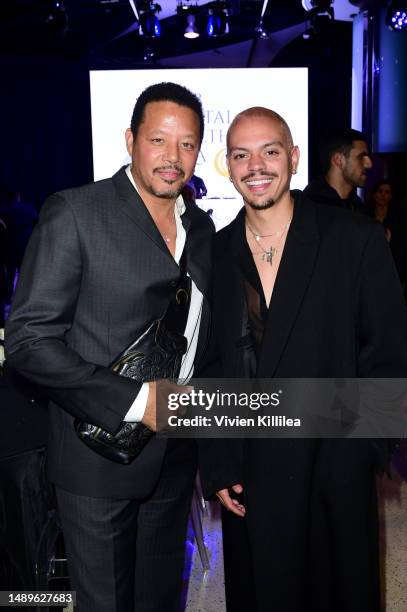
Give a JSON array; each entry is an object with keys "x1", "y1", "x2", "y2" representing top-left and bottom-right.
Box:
[{"x1": 247, "y1": 233, "x2": 288, "y2": 307}]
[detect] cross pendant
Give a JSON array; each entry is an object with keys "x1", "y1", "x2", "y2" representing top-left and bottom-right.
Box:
[{"x1": 262, "y1": 248, "x2": 277, "y2": 265}]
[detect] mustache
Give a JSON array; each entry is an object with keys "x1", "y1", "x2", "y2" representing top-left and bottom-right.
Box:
[
  {"x1": 241, "y1": 171, "x2": 278, "y2": 182},
  {"x1": 153, "y1": 165, "x2": 185, "y2": 178}
]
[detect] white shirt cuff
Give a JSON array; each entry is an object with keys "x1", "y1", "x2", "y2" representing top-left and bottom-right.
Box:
[{"x1": 124, "y1": 382, "x2": 149, "y2": 422}]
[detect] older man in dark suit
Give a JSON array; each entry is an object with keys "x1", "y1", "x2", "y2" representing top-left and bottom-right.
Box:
[
  {"x1": 5, "y1": 82, "x2": 214, "y2": 612},
  {"x1": 199, "y1": 107, "x2": 407, "y2": 612}
]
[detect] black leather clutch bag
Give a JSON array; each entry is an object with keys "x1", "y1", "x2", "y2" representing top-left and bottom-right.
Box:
[{"x1": 74, "y1": 261, "x2": 191, "y2": 465}]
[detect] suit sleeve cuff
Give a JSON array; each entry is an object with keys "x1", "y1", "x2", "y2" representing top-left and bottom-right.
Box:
[{"x1": 124, "y1": 382, "x2": 149, "y2": 422}]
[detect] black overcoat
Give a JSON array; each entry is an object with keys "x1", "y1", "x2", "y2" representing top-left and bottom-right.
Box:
[{"x1": 200, "y1": 190, "x2": 407, "y2": 611}]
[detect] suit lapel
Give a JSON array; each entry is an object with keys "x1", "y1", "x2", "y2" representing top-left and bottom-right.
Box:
[
  {"x1": 229, "y1": 208, "x2": 249, "y2": 340},
  {"x1": 218, "y1": 210, "x2": 250, "y2": 374},
  {"x1": 182, "y1": 202, "x2": 211, "y2": 296},
  {"x1": 112, "y1": 168, "x2": 214, "y2": 368},
  {"x1": 257, "y1": 192, "x2": 320, "y2": 377},
  {"x1": 182, "y1": 203, "x2": 215, "y2": 367},
  {"x1": 194, "y1": 296, "x2": 211, "y2": 369},
  {"x1": 112, "y1": 167, "x2": 176, "y2": 263}
]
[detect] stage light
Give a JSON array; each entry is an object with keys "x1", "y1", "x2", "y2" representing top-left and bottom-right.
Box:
[
  {"x1": 184, "y1": 14, "x2": 200, "y2": 38},
  {"x1": 45, "y1": 0, "x2": 68, "y2": 34},
  {"x1": 301, "y1": 0, "x2": 334, "y2": 39},
  {"x1": 255, "y1": 20, "x2": 270, "y2": 39},
  {"x1": 302, "y1": 27, "x2": 314, "y2": 39},
  {"x1": 386, "y1": 2, "x2": 407, "y2": 30},
  {"x1": 177, "y1": 1, "x2": 200, "y2": 38},
  {"x1": 138, "y1": 1, "x2": 161, "y2": 38},
  {"x1": 143, "y1": 47, "x2": 156, "y2": 61},
  {"x1": 207, "y1": 1, "x2": 230, "y2": 38},
  {"x1": 301, "y1": 0, "x2": 334, "y2": 20},
  {"x1": 255, "y1": 1, "x2": 270, "y2": 39}
]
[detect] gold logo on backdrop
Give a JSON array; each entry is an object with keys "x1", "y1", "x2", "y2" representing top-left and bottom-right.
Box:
[{"x1": 214, "y1": 148, "x2": 229, "y2": 177}]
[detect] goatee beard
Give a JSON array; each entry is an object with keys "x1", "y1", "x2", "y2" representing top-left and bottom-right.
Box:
[
  {"x1": 243, "y1": 175, "x2": 292, "y2": 210},
  {"x1": 150, "y1": 165, "x2": 186, "y2": 200},
  {"x1": 240, "y1": 171, "x2": 278, "y2": 210},
  {"x1": 246, "y1": 198, "x2": 276, "y2": 211},
  {"x1": 152, "y1": 187, "x2": 182, "y2": 200}
]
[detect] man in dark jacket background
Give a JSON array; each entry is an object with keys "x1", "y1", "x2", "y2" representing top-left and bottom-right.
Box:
[{"x1": 304, "y1": 128, "x2": 372, "y2": 214}]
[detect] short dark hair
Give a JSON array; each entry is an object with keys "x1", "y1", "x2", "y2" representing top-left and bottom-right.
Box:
[
  {"x1": 319, "y1": 129, "x2": 368, "y2": 174},
  {"x1": 130, "y1": 82, "x2": 204, "y2": 144}
]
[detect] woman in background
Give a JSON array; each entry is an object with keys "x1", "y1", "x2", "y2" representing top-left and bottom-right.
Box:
[
  {"x1": 367, "y1": 180, "x2": 394, "y2": 242},
  {"x1": 368, "y1": 179, "x2": 407, "y2": 301}
]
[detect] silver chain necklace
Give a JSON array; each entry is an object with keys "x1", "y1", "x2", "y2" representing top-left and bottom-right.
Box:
[{"x1": 246, "y1": 218, "x2": 292, "y2": 266}]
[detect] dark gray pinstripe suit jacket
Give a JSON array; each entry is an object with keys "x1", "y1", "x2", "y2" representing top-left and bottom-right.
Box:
[{"x1": 5, "y1": 166, "x2": 214, "y2": 499}]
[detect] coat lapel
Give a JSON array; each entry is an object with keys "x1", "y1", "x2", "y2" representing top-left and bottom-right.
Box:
[
  {"x1": 182, "y1": 203, "x2": 215, "y2": 367},
  {"x1": 257, "y1": 191, "x2": 320, "y2": 377},
  {"x1": 194, "y1": 296, "x2": 211, "y2": 369},
  {"x1": 182, "y1": 202, "x2": 213, "y2": 297},
  {"x1": 112, "y1": 168, "x2": 214, "y2": 368},
  {"x1": 112, "y1": 166, "x2": 176, "y2": 264},
  {"x1": 219, "y1": 209, "x2": 251, "y2": 374}
]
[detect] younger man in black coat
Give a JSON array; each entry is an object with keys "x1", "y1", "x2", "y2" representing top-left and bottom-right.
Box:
[{"x1": 199, "y1": 107, "x2": 407, "y2": 612}]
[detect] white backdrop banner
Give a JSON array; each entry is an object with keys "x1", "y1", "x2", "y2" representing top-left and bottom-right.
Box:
[{"x1": 90, "y1": 68, "x2": 308, "y2": 228}]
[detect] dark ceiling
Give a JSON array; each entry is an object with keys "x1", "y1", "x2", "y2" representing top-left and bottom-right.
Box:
[{"x1": 0, "y1": 0, "x2": 311, "y2": 64}]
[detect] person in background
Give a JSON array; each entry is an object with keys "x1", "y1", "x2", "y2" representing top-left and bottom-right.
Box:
[
  {"x1": 389, "y1": 194, "x2": 407, "y2": 301},
  {"x1": 366, "y1": 180, "x2": 407, "y2": 296},
  {"x1": 304, "y1": 128, "x2": 372, "y2": 214},
  {"x1": 367, "y1": 179, "x2": 394, "y2": 241}
]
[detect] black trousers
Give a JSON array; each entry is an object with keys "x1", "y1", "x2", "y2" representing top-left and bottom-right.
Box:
[
  {"x1": 308, "y1": 439, "x2": 380, "y2": 612},
  {"x1": 221, "y1": 439, "x2": 380, "y2": 612},
  {"x1": 0, "y1": 448, "x2": 51, "y2": 593},
  {"x1": 56, "y1": 440, "x2": 196, "y2": 612}
]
